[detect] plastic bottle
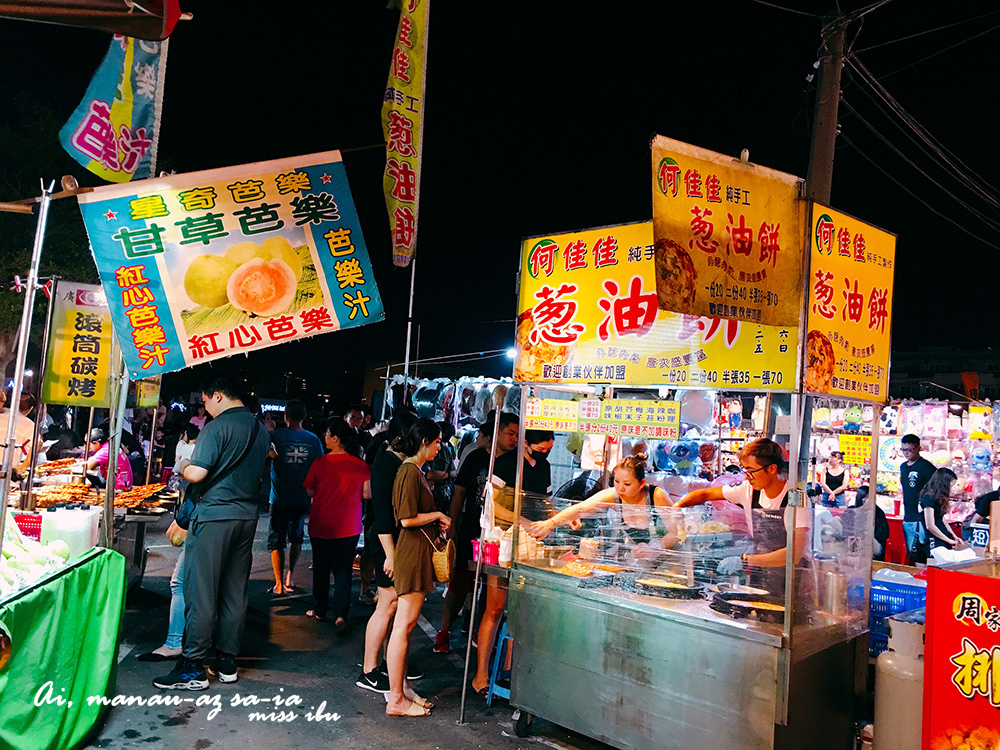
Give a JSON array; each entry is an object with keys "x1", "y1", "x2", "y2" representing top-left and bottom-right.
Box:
[{"x1": 873, "y1": 609, "x2": 924, "y2": 750}]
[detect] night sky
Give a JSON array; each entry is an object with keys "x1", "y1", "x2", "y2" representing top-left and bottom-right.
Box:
[{"x1": 1, "y1": 1, "x2": 998, "y2": 408}]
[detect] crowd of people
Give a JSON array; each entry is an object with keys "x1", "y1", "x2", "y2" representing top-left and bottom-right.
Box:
[{"x1": 131, "y1": 375, "x2": 531, "y2": 720}]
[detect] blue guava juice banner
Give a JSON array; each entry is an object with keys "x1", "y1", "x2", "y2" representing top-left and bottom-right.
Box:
[{"x1": 77, "y1": 151, "x2": 384, "y2": 378}]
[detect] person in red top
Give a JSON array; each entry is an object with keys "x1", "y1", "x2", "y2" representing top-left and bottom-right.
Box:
[{"x1": 304, "y1": 419, "x2": 371, "y2": 632}]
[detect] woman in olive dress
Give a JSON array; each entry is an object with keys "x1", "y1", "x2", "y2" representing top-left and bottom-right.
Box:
[{"x1": 385, "y1": 418, "x2": 451, "y2": 718}]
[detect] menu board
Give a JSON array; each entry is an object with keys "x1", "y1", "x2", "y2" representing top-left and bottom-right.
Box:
[
  {"x1": 524, "y1": 398, "x2": 579, "y2": 432},
  {"x1": 578, "y1": 398, "x2": 680, "y2": 439}
]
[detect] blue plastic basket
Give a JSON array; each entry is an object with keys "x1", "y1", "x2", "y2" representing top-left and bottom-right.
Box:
[{"x1": 869, "y1": 579, "x2": 927, "y2": 657}]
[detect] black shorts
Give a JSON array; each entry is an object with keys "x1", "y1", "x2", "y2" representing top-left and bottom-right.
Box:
[
  {"x1": 365, "y1": 533, "x2": 396, "y2": 589},
  {"x1": 268, "y1": 504, "x2": 308, "y2": 551}
]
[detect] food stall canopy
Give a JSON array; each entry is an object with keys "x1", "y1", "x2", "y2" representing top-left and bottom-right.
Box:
[{"x1": 0, "y1": 0, "x2": 184, "y2": 40}]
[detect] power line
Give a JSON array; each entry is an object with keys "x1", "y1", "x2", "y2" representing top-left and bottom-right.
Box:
[
  {"x1": 854, "y1": 8, "x2": 1000, "y2": 52},
  {"x1": 749, "y1": 0, "x2": 821, "y2": 18},
  {"x1": 845, "y1": 57, "x2": 1000, "y2": 211},
  {"x1": 840, "y1": 96, "x2": 1000, "y2": 233},
  {"x1": 876, "y1": 21, "x2": 1000, "y2": 80},
  {"x1": 841, "y1": 133, "x2": 1000, "y2": 252}
]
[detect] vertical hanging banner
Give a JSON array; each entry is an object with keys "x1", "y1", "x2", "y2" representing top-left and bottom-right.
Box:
[
  {"x1": 651, "y1": 135, "x2": 805, "y2": 326},
  {"x1": 76, "y1": 151, "x2": 384, "y2": 378},
  {"x1": 59, "y1": 35, "x2": 168, "y2": 183},
  {"x1": 40, "y1": 281, "x2": 114, "y2": 407},
  {"x1": 923, "y1": 568, "x2": 1000, "y2": 748},
  {"x1": 805, "y1": 204, "x2": 895, "y2": 401},
  {"x1": 382, "y1": 0, "x2": 429, "y2": 267}
]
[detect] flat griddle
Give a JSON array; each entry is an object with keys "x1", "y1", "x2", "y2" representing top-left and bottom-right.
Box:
[{"x1": 709, "y1": 592, "x2": 786, "y2": 622}]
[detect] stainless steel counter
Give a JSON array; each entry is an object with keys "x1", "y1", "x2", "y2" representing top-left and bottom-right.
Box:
[{"x1": 508, "y1": 564, "x2": 858, "y2": 750}]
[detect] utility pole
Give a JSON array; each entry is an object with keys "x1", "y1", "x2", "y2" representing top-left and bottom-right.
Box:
[{"x1": 806, "y1": 13, "x2": 846, "y2": 203}]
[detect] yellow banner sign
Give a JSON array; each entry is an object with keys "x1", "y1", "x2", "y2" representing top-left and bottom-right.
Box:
[
  {"x1": 651, "y1": 135, "x2": 804, "y2": 327},
  {"x1": 524, "y1": 398, "x2": 579, "y2": 432},
  {"x1": 578, "y1": 398, "x2": 681, "y2": 439},
  {"x1": 382, "y1": 0, "x2": 429, "y2": 267},
  {"x1": 40, "y1": 281, "x2": 114, "y2": 407},
  {"x1": 806, "y1": 204, "x2": 895, "y2": 401},
  {"x1": 515, "y1": 221, "x2": 798, "y2": 389}
]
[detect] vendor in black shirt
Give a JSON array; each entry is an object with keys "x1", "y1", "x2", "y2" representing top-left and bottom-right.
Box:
[
  {"x1": 432, "y1": 413, "x2": 519, "y2": 655},
  {"x1": 491, "y1": 429, "x2": 554, "y2": 526},
  {"x1": 899, "y1": 434, "x2": 936, "y2": 558},
  {"x1": 470, "y1": 424, "x2": 552, "y2": 699},
  {"x1": 962, "y1": 479, "x2": 998, "y2": 541}
]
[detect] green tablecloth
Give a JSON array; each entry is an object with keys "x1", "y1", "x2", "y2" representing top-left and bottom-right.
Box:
[{"x1": 0, "y1": 548, "x2": 126, "y2": 750}]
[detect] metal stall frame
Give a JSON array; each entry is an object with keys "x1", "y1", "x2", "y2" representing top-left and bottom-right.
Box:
[{"x1": 503, "y1": 383, "x2": 868, "y2": 749}]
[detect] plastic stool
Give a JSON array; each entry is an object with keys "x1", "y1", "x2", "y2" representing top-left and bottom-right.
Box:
[{"x1": 486, "y1": 618, "x2": 512, "y2": 706}]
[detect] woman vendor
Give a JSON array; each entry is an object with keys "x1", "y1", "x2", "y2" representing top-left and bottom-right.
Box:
[
  {"x1": 675, "y1": 438, "x2": 808, "y2": 594},
  {"x1": 820, "y1": 450, "x2": 848, "y2": 507},
  {"x1": 527, "y1": 454, "x2": 676, "y2": 560},
  {"x1": 85, "y1": 427, "x2": 134, "y2": 490}
]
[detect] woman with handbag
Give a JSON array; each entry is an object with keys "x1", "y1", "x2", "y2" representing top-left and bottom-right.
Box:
[{"x1": 385, "y1": 418, "x2": 451, "y2": 718}]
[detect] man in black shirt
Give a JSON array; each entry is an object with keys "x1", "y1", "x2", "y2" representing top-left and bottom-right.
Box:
[
  {"x1": 432, "y1": 413, "x2": 518, "y2": 654},
  {"x1": 899, "y1": 433, "x2": 935, "y2": 558}
]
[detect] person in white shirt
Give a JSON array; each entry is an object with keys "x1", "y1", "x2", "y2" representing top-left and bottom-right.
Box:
[
  {"x1": 0, "y1": 390, "x2": 37, "y2": 478},
  {"x1": 676, "y1": 438, "x2": 809, "y2": 595}
]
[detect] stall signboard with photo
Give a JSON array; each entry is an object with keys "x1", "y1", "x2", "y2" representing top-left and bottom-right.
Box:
[
  {"x1": 524, "y1": 397, "x2": 579, "y2": 431},
  {"x1": 577, "y1": 398, "x2": 681, "y2": 439},
  {"x1": 806, "y1": 205, "x2": 895, "y2": 402},
  {"x1": 837, "y1": 434, "x2": 871, "y2": 466},
  {"x1": 650, "y1": 135, "x2": 804, "y2": 326},
  {"x1": 76, "y1": 151, "x2": 384, "y2": 378},
  {"x1": 515, "y1": 221, "x2": 798, "y2": 390},
  {"x1": 923, "y1": 568, "x2": 1000, "y2": 748},
  {"x1": 40, "y1": 281, "x2": 114, "y2": 407}
]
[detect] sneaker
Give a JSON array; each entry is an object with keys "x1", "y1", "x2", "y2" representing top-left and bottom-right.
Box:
[
  {"x1": 432, "y1": 629, "x2": 450, "y2": 654},
  {"x1": 217, "y1": 653, "x2": 238, "y2": 684},
  {"x1": 153, "y1": 658, "x2": 209, "y2": 691},
  {"x1": 356, "y1": 668, "x2": 390, "y2": 694},
  {"x1": 378, "y1": 660, "x2": 422, "y2": 681}
]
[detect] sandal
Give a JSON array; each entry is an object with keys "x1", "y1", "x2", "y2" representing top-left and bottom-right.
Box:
[
  {"x1": 305, "y1": 609, "x2": 326, "y2": 621},
  {"x1": 386, "y1": 700, "x2": 431, "y2": 718},
  {"x1": 474, "y1": 685, "x2": 489, "y2": 700},
  {"x1": 267, "y1": 585, "x2": 285, "y2": 596},
  {"x1": 384, "y1": 693, "x2": 434, "y2": 710}
]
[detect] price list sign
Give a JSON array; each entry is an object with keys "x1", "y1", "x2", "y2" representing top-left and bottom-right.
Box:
[
  {"x1": 524, "y1": 398, "x2": 580, "y2": 432},
  {"x1": 837, "y1": 434, "x2": 871, "y2": 466},
  {"x1": 578, "y1": 399, "x2": 680, "y2": 439}
]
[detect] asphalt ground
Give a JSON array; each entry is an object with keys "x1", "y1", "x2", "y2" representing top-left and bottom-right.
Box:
[{"x1": 85, "y1": 515, "x2": 611, "y2": 750}]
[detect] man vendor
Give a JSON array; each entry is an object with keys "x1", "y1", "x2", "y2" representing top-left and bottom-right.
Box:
[{"x1": 675, "y1": 438, "x2": 809, "y2": 594}]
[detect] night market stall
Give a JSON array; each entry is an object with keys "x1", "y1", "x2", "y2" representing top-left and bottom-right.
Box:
[
  {"x1": 1, "y1": 149, "x2": 385, "y2": 748},
  {"x1": 484, "y1": 138, "x2": 899, "y2": 749}
]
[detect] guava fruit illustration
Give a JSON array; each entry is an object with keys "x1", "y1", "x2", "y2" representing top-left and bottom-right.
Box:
[
  {"x1": 184, "y1": 254, "x2": 238, "y2": 308},
  {"x1": 259, "y1": 236, "x2": 303, "y2": 281},
  {"x1": 224, "y1": 241, "x2": 264, "y2": 267},
  {"x1": 226, "y1": 257, "x2": 297, "y2": 317}
]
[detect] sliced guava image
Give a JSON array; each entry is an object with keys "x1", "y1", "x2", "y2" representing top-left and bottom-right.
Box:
[
  {"x1": 259, "y1": 236, "x2": 303, "y2": 281},
  {"x1": 224, "y1": 240, "x2": 264, "y2": 267},
  {"x1": 184, "y1": 254, "x2": 238, "y2": 308},
  {"x1": 226, "y1": 257, "x2": 297, "y2": 317}
]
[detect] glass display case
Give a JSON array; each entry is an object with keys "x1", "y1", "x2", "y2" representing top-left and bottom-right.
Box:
[{"x1": 500, "y1": 386, "x2": 876, "y2": 749}]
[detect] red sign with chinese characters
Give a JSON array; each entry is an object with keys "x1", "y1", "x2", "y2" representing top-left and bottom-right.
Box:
[{"x1": 924, "y1": 568, "x2": 1000, "y2": 749}]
